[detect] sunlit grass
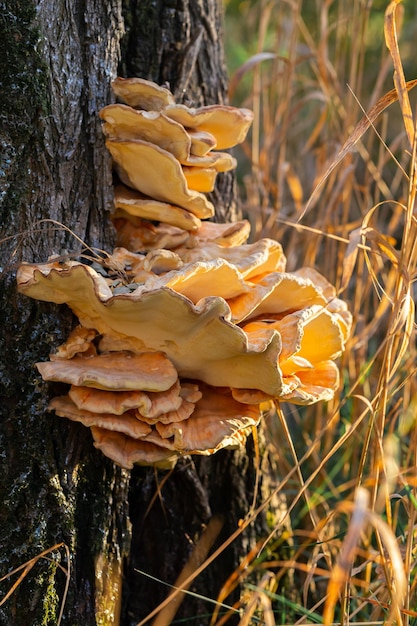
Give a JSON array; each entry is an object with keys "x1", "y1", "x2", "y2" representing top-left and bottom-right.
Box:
[
  {"x1": 119, "y1": 2, "x2": 417, "y2": 624},
  {"x1": 138, "y1": 1, "x2": 417, "y2": 623},
  {"x1": 211, "y1": 0, "x2": 417, "y2": 624}
]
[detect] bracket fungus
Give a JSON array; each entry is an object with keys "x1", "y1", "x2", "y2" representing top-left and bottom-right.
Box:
[
  {"x1": 100, "y1": 104, "x2": 192, "y2": 161},
  {"x1": 16, "y1": 77, "x2": 352, "y2": 468},
  {"x1": 105, "y1": 139, "x2": 215, "y2": 218},
  {"x1": 113, "y1": 185, "x2": 202, "y2": 232},
  {"x1": 111, "y1": 77, "x2": 175, "y2": 111}
]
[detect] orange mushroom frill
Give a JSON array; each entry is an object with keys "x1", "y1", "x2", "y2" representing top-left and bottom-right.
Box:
[
  {"x1": 31, "y1": 326, "x2": 261, "y2": 469},
  {"x1": 16, "y1": 242, "x2": 351, "y2": 470},
  {"x1": 15, "y1": 78, "x2": 353, "y2": 468},
  {"x1": 99, "y1": 78, "x2": 253, "y2": 253}
]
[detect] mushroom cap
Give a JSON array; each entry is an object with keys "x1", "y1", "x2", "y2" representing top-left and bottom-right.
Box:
[
  {"x1": 175, "y1": 238, "x2": 286, "y2": 279},
  {"x1": 148, "y1": 259, "x2": 252, "y2": 302},
  {"x1": 113, "y1": 185, "x2": 201, "y2": 232},
  {"x1": 189, "y1": 220, "x2": 251, "y2": 247},
  {"x1": 294, "y1": 267, "x2": 337, "y2": 300},
  {"x1": 68, "y1": 380, "x2": 183, "y2": 417},
  {"x1": 112, "y1": 217, "x2": 190, "y2": 252},
  {"x1": 228, "y1": 271, "x2": 329, "y2": 323},
  {"x1": 111, "y1": 77, "x2": 175, "y2": 111},
  {"x1": 106, "y1": 139, "x2": 215, "y2": 219},
  {"x1": 239, "y1": 304, "x2": 347, "y2": 404},
  {"x1": 283, "y1": 306, "x2": 347, "y2": 364},
  {"x1": 155, "y1": 386, "x2": 260, "y2": 453},
  {"x1": 51, "y1": 326, "x2": 98, "y2": 360},
  {"x1": 68, "y1": 373, "x2": 202, "y2": 424},
  {"x1": 181, "y1": 166, "x2": 217, "y2": 193},
  {"x1": 180, "y1": 151, "x2": 237, "y2": 172},
  {"x1": 207, "y1": 152, "x2": 238, "y2": 173},
  {"x1": 138, "y1": 395, "x2": 197, "y2": 425},
  {"x1": 231, "y1": 388, "x2": 274, "y2": 405},
  {"x1": 142, "y1": 248, "x2": 184, "y2": 274},
  {"x1": 279, "y1": 360, "x2": 340, "y2": 405},
  {"x1": 17, "y1": 261, "x2": 284, "y2": 395},
  {"x1": 100, "y1": 104, "x2": 192, "y2": 161},
  {"x1": 112, "y1": 216, "x2": 251, "y2": 253},
  {"x1": 164, "y1": 103, "x2": 254, "y2": 149},
  {"x1": 243, "y1": 304, "x2": 347, "y2": 370},
  {"x1": 50, "y1": 395, "x2": 153, "y2": 439},
  {"x1": 91, "y1": 427, "x2": 178, "y2": 469},
  {"x1": 102, "y1": 246, "x2": 184, "y2": 278},
  {"x1": 188, "y1": 129, "x2": 217, "y2": 156},
  {"x1": 36, "y1": 351, "x2": 178, "y2": 391}
]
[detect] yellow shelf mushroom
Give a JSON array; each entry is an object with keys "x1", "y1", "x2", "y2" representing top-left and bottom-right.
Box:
[
  {"x1": 100, "y1": 104, "x2": 192, "y2": 161},
  {"x1": 16, "y1": 261, "x2": 285, "y2": 395},
  {"x1": 113, "y1": 185, "x2": 202, "y2": 232},
  {"x1": 16, "y1": 77, "x2": 352, "y2": 468},
  {"x1": 106, "y1": 139, "x2": 215, "y2": 218},
  {"x1": 111, "y1": 77, "x2": 175, "y2": 111}
]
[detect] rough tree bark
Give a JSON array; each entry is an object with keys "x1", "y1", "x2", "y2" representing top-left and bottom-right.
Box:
[{"x1": 0, "y1": 2, "x2": 266, "y2": 624}]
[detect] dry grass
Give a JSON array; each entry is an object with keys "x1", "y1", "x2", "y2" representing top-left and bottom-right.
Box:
[
  {"x1": 206, "y1": 0, "x2": 417, "y2": 624},
  {"x1": 141, "y1": 2, "x2": 417, "y2": 623},
  {"x1": 139, "y1": 1, "x2": 417, "y2": 624}
]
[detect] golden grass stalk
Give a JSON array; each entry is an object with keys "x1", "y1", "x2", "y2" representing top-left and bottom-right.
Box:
[
  {"x1": 220, "y1": 0, "x2": 417, "y2": 623},
  {"x1": 323, "y1": 487, "x2": 407, "y2": 625}
]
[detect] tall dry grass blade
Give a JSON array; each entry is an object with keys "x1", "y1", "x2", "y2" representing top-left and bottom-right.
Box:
[
  {"x1": 250, "y1": 1, "x2": 275, "y2": 173},
  {"x1": 384, "y1": 1, "x2": 414, "y2": 149},
  {"x1": 238, "y1": 572, "x2": 276, "y2": 626},
  {"x1": 323, "y1": 487, "x2": 407, "y2": 626},
  {"x1": 150, "y1": 514, "x2": 224, "y2": 626},
  {"x1": 302, "y1": 80, "x2": 417, "y2": 218},
  {"x1": 389, "y1": 292, "x2": 414, "y2": 379},
  {"x1": 323, "y1": 487, "x2": 370, "y2": 626},
  {"x1": 276, "y1": 402, "x2": 319, "y2": 530},
  {"x1": 339, "y1": 227, "x2": 362, "y2": 294},
  {"x1": 137, "y1": 472, "x2": 297, "y2": 625},
  {"x1": 0, "y1": 564, "x2": 34, "y2": 608},
  {"x1": 224, "y1": 2, "x2": 417, "y2": 623},
  {"x1": 259, "y1": 396, "x2": 374, "y2": 555},
  {"x1": 210, "y1": 539, "x2": 265, "y2": 626},
  {"x1": 374, "y1": 434, "x2": 400, "y2": 518},
  {"x1": 139, "y1": 403, "x2": 344, "y2": 625},
  {"x1": 368, "y1": 512, "x2": 407, "y2": 626},
  {"x1": 143, "y1": 468, "x2": 175, "y2": 522},
  {"x1": 228, "y1": 52, "x2": 277, "y2": 101}
]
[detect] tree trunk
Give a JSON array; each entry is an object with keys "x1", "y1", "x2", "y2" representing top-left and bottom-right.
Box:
[{"x1": 0, "y1": 1, "x2": 265, "y2": 624}]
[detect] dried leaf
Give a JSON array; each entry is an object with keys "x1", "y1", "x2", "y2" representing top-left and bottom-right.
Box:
[
  {"x1": 363, "y1": 226, "x2": 400, "y2": 266},
  {"x1": 384, "y1": 1, "x2": 414, "y2": 147},
  {"x1": 339, "y1": 227, "x2": 361, "y2": 294}
]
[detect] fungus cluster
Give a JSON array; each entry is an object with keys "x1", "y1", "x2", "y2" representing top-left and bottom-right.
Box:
[
  {"x1": 100, "y1": 77, "x2": 252, "y2": 243},
  {"x1": 17, "y1": 78, "x2": 352, "y2": 469}
]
